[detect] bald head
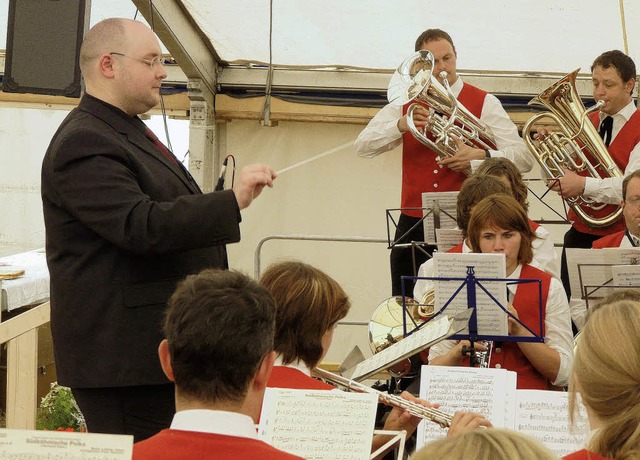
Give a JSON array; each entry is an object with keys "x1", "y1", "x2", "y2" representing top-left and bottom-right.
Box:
[{"x1": 80, "y1": 18, "x2": 129, "y2": 79}]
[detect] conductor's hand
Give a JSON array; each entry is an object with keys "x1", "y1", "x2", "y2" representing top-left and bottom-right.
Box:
[
  {"x1": 382, "y1": 391, "x2": 437, "y2": 436},
  {"x1": 232, "y1": 164, "x2": 277, "y2": 210},
  {"x1": 397, "y1": 105, "x2": 430, "y2": 133},
  {"x1": 447, "y1": 411, "x2": 493, "y2": 436}
]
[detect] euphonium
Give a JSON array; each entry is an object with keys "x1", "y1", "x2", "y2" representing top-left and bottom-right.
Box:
[
  {"x1": 368, "y1": 294, "x2": 435, "y2": 377},
  {"x1": 522, "y1": 68, "x2": 623, "y2": 228},
  {"x1": 387, "y1": 50, "x2": 497, "y2": 162}
]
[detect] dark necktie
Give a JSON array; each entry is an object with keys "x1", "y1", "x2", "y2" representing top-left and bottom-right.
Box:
[
  {"x1": 145, "y1": 127, "x2": 179, "y2": 166},
  {"x1": 599, "y1": 115, "x2": 613, "y2": 147}
]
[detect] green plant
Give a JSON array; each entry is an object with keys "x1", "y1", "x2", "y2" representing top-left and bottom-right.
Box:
[{"x1": 36, "y1": 382, "x2": 86, "y2": 432}]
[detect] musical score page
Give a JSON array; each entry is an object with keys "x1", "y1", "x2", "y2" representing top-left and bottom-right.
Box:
[
  {"x1": 258, "y1": 388, "x2": 377, "y2": 460},
  {"x1": 435, "y1": 228, "x2": 464, "y2": 252},
  {"x1": 417, "y1": 365, "x2": 511, "y2": 448},
  {"x1": 351, "y1": 315, "x2": 451, "y2": 382},
  {"x1": 612, "y1": 264, "x2": 640, "y2": 287},
  {"x1": 421, "y1": 191, "x2": 458, "y2": 244},
  {"x1": 0, "y1": 429, "x2": 133, "y2": 459},
  {"x1": 433, "y1": 252, "x2": 508, "y2": 336},
  {"x1": 515, "y1": 390, "x2": 588, "y2": 457}
]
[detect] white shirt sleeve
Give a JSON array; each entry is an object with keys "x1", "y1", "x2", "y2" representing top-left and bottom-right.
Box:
[
  {"x1": 480, "y1": 94, "x2": 533, "y2": 174},
  {"x1": 531, "y1": 225, "x2": 559, "y2": 278},
  {"x1": 544, "y1": 277, "x2": 574, "y2": 387},
  {"x1": 354, "y1": 103, "x2": 403, "y2": 158},
  {"x1": 413, "y1": 258, "x2": 435, "y2": 301}
]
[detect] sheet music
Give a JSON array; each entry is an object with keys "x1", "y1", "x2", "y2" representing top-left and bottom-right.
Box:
[
  {"x1": 433, "y1": 252, "x2": 508, "y2": 336},
  {"x1": 567, "y1": 248, "x2": 614, "y2": 299},
  {"x1": 258, "y1": 388, "x2": 377, "y2": 460},
  {"x1": 416, "y1": 365, "x2": 510, "y2": 448},
  {"x1": 421, "y1": 191, "x2": 458, "y2": 244},
  {"x1": 0, "y1": 429, "x2": 133, "y2": 459},
  {"x1": 435, "y1": 228, "x2": 464, "y2": 252},
  {"x1": 515, "y1": 390, "x2": 588, "y2": 457},
  {"x1": 351, "y1": 315, "x2": 451, "y2": 382},
  {"x1": 612, "y1": 264, "x2": 640, "y2": 287}
]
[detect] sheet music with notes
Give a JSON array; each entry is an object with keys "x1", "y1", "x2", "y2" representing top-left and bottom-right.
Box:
[
  {"x1": 568, "y1": 248, "x2": 640, "y2": 299},
  {"x1": 258, "y1": 388, "x2": 377, "y2": 460},
  {"x1": 0, "y1": 428, "x2": 133, "y2": 459},
  {"x1": 435, "y1": 228, "x2": 464, "y2": 252},
  {"x1": 351, "y1": 315, "x2": 452, "y2": 382},
  {"x1": 612, "y1": 264, "x2": 640, "y2": 287},
  {"x1": 416, "y1": 366, "x2": 588, "y2": 457},
  {"x1": 433, "y1": 252, "x2": 508, "y2": 336},
  {"x1": 421, "y1": 191, "x2": 458, "y2": 244}
]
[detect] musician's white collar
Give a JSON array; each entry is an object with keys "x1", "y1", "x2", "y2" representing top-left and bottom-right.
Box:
[
  {"x1": 449, "y1": 77, "x2": 463, "y2": 96},
  {"x1": 599, "y1": 99, "x2": 636, "y2": 122},
  {"x1": 274, "y1": 355, "x2": 312, "y2": 376}
]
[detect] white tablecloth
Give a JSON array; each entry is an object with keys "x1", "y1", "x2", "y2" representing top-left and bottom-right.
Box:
[{"x1": 0, "y1": 248, "x2": 50, "y2": 312}]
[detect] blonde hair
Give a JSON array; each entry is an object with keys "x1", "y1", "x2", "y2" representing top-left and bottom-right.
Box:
[
  {"x1": 412, "y1": 428, "x2": 558, "y2": 460},
  {"x1": 569, "y1": 299, "x2": 640, "y2": 460}
]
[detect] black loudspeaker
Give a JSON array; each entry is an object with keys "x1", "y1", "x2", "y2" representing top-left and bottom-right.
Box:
[{"x1": 2, "y1": 0, "x2": 89, "y2": 97}]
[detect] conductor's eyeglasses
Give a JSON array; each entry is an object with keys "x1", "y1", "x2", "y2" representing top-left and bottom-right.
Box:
[{"x1": 110, "y1": 52, "x2": 163, "y2": 69}]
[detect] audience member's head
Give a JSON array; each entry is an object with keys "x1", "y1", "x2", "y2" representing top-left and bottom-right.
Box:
[
  {"x1": 456, "y1": 175, "x2": 511, "y2": 236},
  {"x1": 569, "y1": 299, "x2": 640, "y2": 459},
  {"x1": 159, "y1": 269, "x2": 276, "y2": 420},
  {"x1": 260, "y1": 260, "x2": 350, "y2": 369},
  {"x1": 411, "y1": 428, "x2": 559, "y2": 460},
  {"x1": 467, "y1": 194, "x2": 535, "y2": 266},
  {"x1": 475, "y1": 157, "x2": 529, "y2": 212}
]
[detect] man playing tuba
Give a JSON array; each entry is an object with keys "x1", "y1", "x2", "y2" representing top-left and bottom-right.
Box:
[
  {"x1": 548, "y1": 51, "x2": 640, "y2": 306},
  {"x1": 355, "y1": 29, "x2": 532, "y2": 298}
]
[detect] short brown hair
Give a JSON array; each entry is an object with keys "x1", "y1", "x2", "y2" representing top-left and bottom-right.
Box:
[
  {"x1": 260, "y1": 261, "x2": 351, "y2": 369},
  {"x1": 164, "y1": 269, "x2": 276, "y2": 404},
  {"x1": 414, "y1": 28, "x2": 456, "y2": 53},
  {"x1": 622, "y1": 169, "x2": 640, "y2": 200},
  {"x1": 467, "y1": 194, "x2": 535, "y2": 265},
  {"x1": 457, "y1": 175, "x2": 511, "y2": 236},
  {"x1": 591, "y1": 50, "x2": 637, "y2": 91},
  {"x1": 475, "y1": 158, "x2": 529, "y2": 212}
]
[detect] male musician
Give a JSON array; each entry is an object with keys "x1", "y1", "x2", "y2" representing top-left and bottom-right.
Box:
[
  {"x1": 550, "y1": 50, "x2": 640, "y2": 301},
  {"x1": 133, "y1": 268, "x2": 302, "y2": 459},
  {"x1": 592, "y1": 169, "x2": 640, "y2": 248},
  {"x1": 355, "y1": 28, "x2": 532, "y2": 296}
]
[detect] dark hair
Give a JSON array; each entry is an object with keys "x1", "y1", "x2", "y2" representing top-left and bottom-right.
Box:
[
  {"x1": 622, "y1": 169, "x2": 640, "y2": 200},
  {"x1": 164, "y1": 269, "x2": 276, "y2": 404},
  {"x1": 414, "y1": 28, "x2": 456, "y2": 53},
  {"x1": 475, "y1": 158, "x2": 529, "y2": 212},
  {"x1": 457, "y1": 175, "x2": 511, "y2": 236},
  {"x1": 467, "y1": 194, "x2": 535, "y2": 265},
  {"x1": 591, "y1": 50, "x2": 637, "y2": 93},
  {"x1": 260, "y1": 261, "x2": 351, "y2": 369}
]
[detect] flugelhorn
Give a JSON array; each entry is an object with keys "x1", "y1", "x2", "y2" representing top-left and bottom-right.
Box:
[
  {"x1": 312, "y1": 367, "x2": 452, "y2": 428},
  {"x1": 387, "y1": 50, "x2": 497, "y2": 162},
  {"x1": 522, "y1": 69, "x2": 623, "y2": 228}
]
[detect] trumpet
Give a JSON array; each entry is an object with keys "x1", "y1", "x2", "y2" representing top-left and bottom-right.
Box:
[{"x1": 312, "y1": 367, "x2": 452, "y2": 428}]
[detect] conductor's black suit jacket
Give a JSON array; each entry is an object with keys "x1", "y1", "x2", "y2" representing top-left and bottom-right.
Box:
[{"x1": 41, "y1": 95, "x2": 241, "y2": 388}]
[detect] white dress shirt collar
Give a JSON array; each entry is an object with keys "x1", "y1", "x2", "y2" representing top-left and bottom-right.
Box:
[
  {"x1": 449, "y1": 76, "x2": 463, "y2": 97},
  {"x1": 170, "y1": 409, "x2": 258, "y2": 439},
  {"x1": 600, "y1": 99, "x2": 636, "y2": 123}
]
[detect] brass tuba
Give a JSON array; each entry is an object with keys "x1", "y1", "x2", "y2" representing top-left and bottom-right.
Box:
[
  {"x1": 387, "y1": 50, "x2": 497, "y2": 161},
  {"x1": 522, "y1": 69, "x2": 623, "y2": 228}
]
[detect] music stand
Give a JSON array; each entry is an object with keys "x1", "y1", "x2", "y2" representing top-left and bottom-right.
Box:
[{"x1": 399, "y1": 263, "x2": 545, "y2": 366}]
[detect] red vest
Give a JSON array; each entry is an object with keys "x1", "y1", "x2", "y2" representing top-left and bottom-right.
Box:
[
  {"x1": 267, "y1": 366, "x2": 334, "y2": 391},
  {"x1": 447, "y1": 242, "x2": 464, "y2": 253},
  {"x1": 562, "y1": 449, "x2": 614, "y2": 460},
  {"x1": 133, "y1": 429, "x2": 303, "y2": 460},
  {"x1": 400, "y1": 83, "x2": 488, "y2": 217},
  {"x1": 528, "y1": 219, "x2": 540, "y2": 232},
  {"x1": 592, "y1": 230, "x2": 625, "y2": 248},
  {"x1": 472, "y1": 264, "x2": 551, "y2": 389},
  {"x1": 569, "y1": 111, "x2": 640, "y2": 235}
]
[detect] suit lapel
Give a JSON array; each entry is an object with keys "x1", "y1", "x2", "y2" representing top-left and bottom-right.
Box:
[{"x1": 77, "y1": 96, "x2": 202, "y2": 194}]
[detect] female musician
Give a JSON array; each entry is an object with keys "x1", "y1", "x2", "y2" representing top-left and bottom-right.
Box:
[
  {"x1": 565, "y1": 298, "x2": 640, "y2": 460},
  {"x1": 412, "y1": 428, "x2": 559, "y2": 460},
  {"x1": 260, "y1": 260, "x2": 491, "y2": 455},
  {"x1": 428, "y1": 195, "x2": 573, "y2": 389},
  {"x1": 475, "y1": 157, "x2": 558, "y2": 277}
]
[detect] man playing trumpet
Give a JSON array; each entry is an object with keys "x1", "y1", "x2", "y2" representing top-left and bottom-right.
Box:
[{"x1": 355, "y1": 28, "x2": 532, "y2": 297}]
